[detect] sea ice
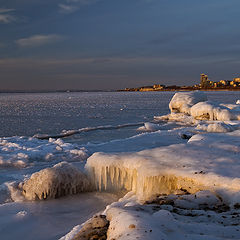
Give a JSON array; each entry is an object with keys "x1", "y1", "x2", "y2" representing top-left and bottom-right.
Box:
[{"x1": 0, "y1": 137, "x2": 88, "y2": 168}]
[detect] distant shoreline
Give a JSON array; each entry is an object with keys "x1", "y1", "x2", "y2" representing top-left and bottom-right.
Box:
[{"x1": 0, "y1": 88, "x2": 240, "y2": 94}]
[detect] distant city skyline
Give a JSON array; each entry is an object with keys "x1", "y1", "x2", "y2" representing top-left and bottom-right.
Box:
[{"x1": 0, "y1": 0, "x2": 240, "y2": 90}]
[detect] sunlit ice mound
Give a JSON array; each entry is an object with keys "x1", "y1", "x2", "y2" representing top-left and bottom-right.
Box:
[
  {"x1": 85, "y1": 130, "x2": 240, "y2": 205},
  {"x1": 0, "y1": 136, "x2": 88, "y2": 168},
  {"x1": 156, "y1": 91, "x2": 240, "y2": 133},
  {"x1": 168, "y1": 91, "x2": 240, "y2": 121},
  {"x1": 20, "y1": 162, "x2": 92, "y2": 200},
  {"x1": 169, "y1": 91, "x2": 207, "y2": 115}
]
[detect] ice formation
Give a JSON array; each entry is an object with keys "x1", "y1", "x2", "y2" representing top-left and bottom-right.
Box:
[
  {"x1": 0, "y1": 137, "x2": 88, "y2": 168},
  {"x1": 191, "y1": 101, "x2": 236, "y2": 121},
  {"x1": 21, "y1": 162, "x2": 92, "y2": 200},
  {"x1": 167, "y1": 91, "x2": 240, "y2": 122},
  {"x1": 85, "y1": 130, "x2": 240, "y2": 203},
  {"x1": 169, "y1": 91, "x2": 207, "y2": 115}
]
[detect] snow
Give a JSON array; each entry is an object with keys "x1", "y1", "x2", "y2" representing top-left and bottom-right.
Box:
[
  {"x1": 1, "y1": 91, "x2": 240, "y2": 240},
  {"x1": 86, "y1": 129, "x2": 240, "y2": 204},
  {"x1": 20, "y1": 162, "x2": 91, "y2": 200},
  {"x1": 195, "y1": 122, "x2": 238, "y2": 133},
  {"x1": 137, "y1": 122, "x2": 161, "y2": 132},
  {"x1": 190, "y1": 101, "x2": 236, "y2": 121},
  {"x1": 169, "y1": 91, "x2": 207, "y2": 115},
  {"x1": 101, "y1": 191, "x2": 240, "y2": 240},
  {"x1": 0, "y1": 137, "x2": 88, "y2": 168}
]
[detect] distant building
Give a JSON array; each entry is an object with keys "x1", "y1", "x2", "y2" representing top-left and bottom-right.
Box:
[
  {"x1": 153, "y1": 84, "x2": 165, "y2": 90},
  {"x1": 200, "y1": 73, "x2": 210, "y2": 88}
]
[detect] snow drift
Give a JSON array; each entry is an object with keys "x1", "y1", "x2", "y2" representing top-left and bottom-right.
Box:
[{"x1": 21, "y1": 162, "x2": 92, "y2": 200}]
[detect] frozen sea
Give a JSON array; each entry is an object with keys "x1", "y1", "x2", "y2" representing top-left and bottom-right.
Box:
[{"x1": 0, "y1": 91, "x2": 240, "y2": 240}]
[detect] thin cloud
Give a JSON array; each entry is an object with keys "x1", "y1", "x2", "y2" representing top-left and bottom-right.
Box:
[
  {"x1": 59, "y1": 0, "x2": 99, "y2": 13},
  {"x1": 58, "y1": 4, "x2": 79, "y2": 13},
  {"x1": 16, "y1": 34, "x2": 64, "y2": 47},
  {"x1": 0, "y1": 8, "x2": 15, "y2": 23}
]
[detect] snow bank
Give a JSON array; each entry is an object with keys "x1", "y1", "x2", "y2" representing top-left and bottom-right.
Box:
[
  {"x1": 169, "y1": 91, "x2": 207, "y2": 115},
  {"x1": 0, "y1": 137, "x2": 88, "y2": 168},
  {"x1": 85, "y1": 130, "x2": 240, "y2": 204},
  {"x1": 21, "y1": 162, "x2": 92, "y2": 200}
]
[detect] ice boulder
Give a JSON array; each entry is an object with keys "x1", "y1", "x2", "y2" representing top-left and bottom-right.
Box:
[
  {"x1": 169, "y1": 91, "x2": 207, "y2": 115},
  {"x1": 21, "y1": 162, "x2": 92, "y2": 200},
  {"x1": 191, "y1": 101, "x2": 236, "y2": 121}
]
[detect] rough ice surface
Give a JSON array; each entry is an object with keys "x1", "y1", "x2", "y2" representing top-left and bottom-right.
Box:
[
  {"x1": 21, "y1": 162, "x2": 91, "y2": 200},
  {"x1": 86, "y1": 130, "x2": 240, "y2": 204},
  {"x1": 101, "y1": 191, "x2": 240, "y2": 240},
  {"x1": 0, "y1": 137, "x2": 88, "y2": 168},
  {"x1": 1, "y1": 92, "x2": 240, "y2": 240},
  {"x1": 169, "y1": 91, "x2": 207, "y2": 115}
]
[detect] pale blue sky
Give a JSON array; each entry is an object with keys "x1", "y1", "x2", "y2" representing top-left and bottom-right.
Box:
[{"x1": 0, "y1": 0, "x2": 240, "y2": 90}]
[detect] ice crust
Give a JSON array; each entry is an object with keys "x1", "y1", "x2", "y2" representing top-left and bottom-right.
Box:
[
  {"x1": 21, "y1": 162, "x2": 91, "y2": 200},
  {"x1": 86, "y1": 130, "x2": 240, "y2": 204},
  {"x1": 0, "y1": 137, "x2": 88, "y2": 168}
]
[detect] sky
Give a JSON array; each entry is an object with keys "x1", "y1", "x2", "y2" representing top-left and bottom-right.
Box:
[{"x1": 0, "y1": 0, "x2": 240, "y2": 91}]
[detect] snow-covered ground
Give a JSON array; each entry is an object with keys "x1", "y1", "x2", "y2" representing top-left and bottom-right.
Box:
[{"x1": 1, "y1": 91, "x2": 240, "y2": 240}]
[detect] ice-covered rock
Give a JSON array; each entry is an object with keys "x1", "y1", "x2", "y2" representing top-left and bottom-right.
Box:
[
  {"x1": 169, "y1": 91, "x2": 207, "y2": 115},
  {"x1": 21, "y1": 162, "x2": 92, "y2": 200},
  {"x1": 191, "y1": 101, "x2": 236, "y2": 121}
]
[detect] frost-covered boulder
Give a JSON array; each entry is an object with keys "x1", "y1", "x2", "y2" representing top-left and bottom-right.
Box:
[
  {"x1": 169, "y1": 91, "x2": 207, "y2": 115},
  {"x1": 191, "y1": 101, "x2": 235, "y2": 121},
  {"x1": 21, "y1": 162, "x2": 92, "y2": 200}
]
